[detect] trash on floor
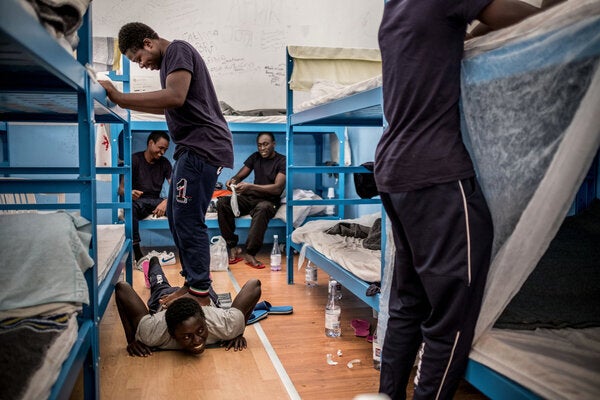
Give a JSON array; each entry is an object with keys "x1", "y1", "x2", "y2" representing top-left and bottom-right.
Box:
[{"x1": 326, "y1": 353, "x2": 338, "y2": 365}]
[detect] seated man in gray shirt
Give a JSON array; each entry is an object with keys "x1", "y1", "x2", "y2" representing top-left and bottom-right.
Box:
[{"x1": 115, "y1": 257, "x2": 261, "y2": 356}]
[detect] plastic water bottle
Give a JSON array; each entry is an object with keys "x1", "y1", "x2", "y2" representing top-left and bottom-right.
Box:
[
  {"x1": 305, "y1": 261, "x2": 318, "y2": 286},
  {"x1": 328, "y1": 276, "x2": 342, "y2": 300},
  {"x1": 270, "y1": 234, "x2": 281, "y2": 271},
  {"x1": 325, "y1": 279, "x2": 341, "y2": 337},
  {"x1": 325, "y1": 187, "x2": 335, "y2": 215},
  {"x1": 372, "y1": 326, "x2": 381, "y2": 370}
]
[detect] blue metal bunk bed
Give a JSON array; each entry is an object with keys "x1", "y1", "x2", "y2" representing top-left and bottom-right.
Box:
[
  {"x1": 109, "y1": 58, "x2": 288, "y2": 241},
  {"x1": 0, "y1": 1, "x2": 132, "y2": 398},
  {"x1": 284, "y1": 46, "x2": 385, "y2": 312}
]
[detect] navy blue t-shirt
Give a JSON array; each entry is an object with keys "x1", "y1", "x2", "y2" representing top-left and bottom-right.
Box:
[
  {"x1": 243, "y1": 151, "x2": 286, "y2": 204},
  {"x1": 160, "y1": 40, "x2": 234, "y2": 169},
  {"x1": 375, "y1": 0, "x2": 492, "y2": 192},
  {"x1": 132, "y1": 151, "x2": 172, "y2": 199}
]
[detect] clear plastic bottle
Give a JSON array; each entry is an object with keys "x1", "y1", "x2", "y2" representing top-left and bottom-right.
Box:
[
  {"x1": 325, "y1": 279, "x2": 342, "y2": 337},
  {"x1": 270, "y1": 234, "x2": 281, "y2": 271},
  {"x1": 305, "y1": 260, "x2": 318, "y2": 287},
  {"x1": 372, "y1": 327, "x2": 381, "y2": 370},
  {"x1": 328, "y1": 276, "x2": 342, "y2": 301},
  {"x1": 325, "y1": 187, "x2": 335, "y2": 215}
]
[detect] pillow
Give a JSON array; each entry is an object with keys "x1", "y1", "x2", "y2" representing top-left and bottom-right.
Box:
[{"x1": 275, "y1": 189, "x2": 326, "y2": 227}]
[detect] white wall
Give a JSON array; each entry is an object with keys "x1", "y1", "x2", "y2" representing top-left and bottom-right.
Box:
[{"x1": 92, "y1": 0, "x2": 384, "y2": 110}]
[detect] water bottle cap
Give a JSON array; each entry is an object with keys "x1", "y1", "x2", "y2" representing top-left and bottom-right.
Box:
[{"x1": 274, "y1": 234, "x2": 278, "y2": 239}]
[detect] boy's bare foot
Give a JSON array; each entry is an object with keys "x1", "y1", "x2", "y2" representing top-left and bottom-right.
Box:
[
  {"x1": 229, "y1": 247, "x2": 242, "y2": 262},
  {"x1": 159, "y1": 285, "x2": 189, "y2": 308},
  {"x1": 243, "y1": 253, "x2": 263, "y2": 268}
]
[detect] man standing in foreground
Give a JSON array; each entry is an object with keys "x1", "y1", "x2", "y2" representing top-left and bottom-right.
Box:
[
  {"x1": 100, "y1": 22, "x2": 233, "y2": 306},
  {"x1": 375, "y1": 1, "x2": 562, "y2": 398}
]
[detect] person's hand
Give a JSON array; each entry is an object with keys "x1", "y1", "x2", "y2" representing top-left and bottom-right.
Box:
[
  {"x1": 153, "y1": 200, "x2": 167, "y2": 217},
  {"x1": 132, "y1": 189, "x2": 143, "y2": 200},
  {"x1": 223, "y1": 335, "x2": 247, "y2": 351},
  {"x1": 234, "y1": 181, "x2": 250, "y2": 194},
  {"x1": 127, "y1": 340, "x2": 153, "y2": 357},
  {"x1": 226, "y1": 178, "x2": 236, "y2": 189},
  {"x1": 98, "y1": 80, "x2": 119, "y2": 101}
]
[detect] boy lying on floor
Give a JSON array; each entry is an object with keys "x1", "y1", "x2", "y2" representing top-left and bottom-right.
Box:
[{"x1": 115, "y1": 256, "x2": 261, "y2": 356}]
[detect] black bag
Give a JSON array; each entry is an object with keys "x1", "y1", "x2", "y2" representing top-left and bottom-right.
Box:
[{"x1": 353, "y1": 162, "x2": 379, "y2": 199}]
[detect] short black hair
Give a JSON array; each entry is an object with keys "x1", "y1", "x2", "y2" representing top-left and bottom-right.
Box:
[
  {"x1": 164, "y1": 297, "x2": 206, "y2": 337},
  {"x1": 147, "y1": 130, "x2": 170, "y2": 145},
  {"x1": 118, "y1": 22, "x2": 159, "y2": 54},
  {"x1": 257, "y1": 132, "x2": 275, "y2": 142}
]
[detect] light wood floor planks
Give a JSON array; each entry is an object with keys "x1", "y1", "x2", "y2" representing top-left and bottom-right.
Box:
[{"x1": 71, "y1": 247, "x2": 488, "y2": 399}]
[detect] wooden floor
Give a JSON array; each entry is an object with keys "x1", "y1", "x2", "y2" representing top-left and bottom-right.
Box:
[{"x1": 72, "y1": 247, "x2": 488, "y2": 399}]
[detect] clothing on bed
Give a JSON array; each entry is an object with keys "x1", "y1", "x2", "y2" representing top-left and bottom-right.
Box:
[
  {"x1": 325, "y1": 217, "x2": 382, "y2": 250},
  {"x1": 21, "y1": 0, "x2": 91, "y2": 50},
  {"x1": 219, "y1": 101, "x2": 285, "y2": 117},
  {"x1": 292, "y1": 213, "x2": 383, "y2": 283}
]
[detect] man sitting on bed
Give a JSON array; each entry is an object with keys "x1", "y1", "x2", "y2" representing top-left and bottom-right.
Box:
[
  {"x1": 118, "y1": 130, "x2": 172, "y2": 267},
  {"x1": 115, "y1": 257, "x2": 261, "y2": 356},
  {"x1": 216, "y1": 132, "x2": 286, "y2": 269}
]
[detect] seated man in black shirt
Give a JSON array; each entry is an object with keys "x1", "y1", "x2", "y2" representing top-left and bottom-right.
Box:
[
  {"x1": 120, "y1": 131, "x2": 172, "y2": 266},
  {"x1": 217, "y1": 132, "x2": 286, "y2": 268}
]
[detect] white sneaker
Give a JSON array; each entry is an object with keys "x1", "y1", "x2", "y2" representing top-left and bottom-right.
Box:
[
  {"x1": 136, "y1": 250, "x2": 175, "y2": 269},
  {"x1": 157, "y1": 251, "x2": 176, "y2": 266}
]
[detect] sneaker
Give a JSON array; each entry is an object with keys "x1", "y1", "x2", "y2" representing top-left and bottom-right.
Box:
[
  {"x1": 135, "y1": 253, "x2": 153, "y2": 271},
  {"x1": 136, "y1": 250, "x2": 173, "y2": 270},
  {"x1": 157, "y1": 251, "x2": 176, "y2": 266},
  {"x1": 141, "y1": 259, "x2": 151, "y2": 289}
]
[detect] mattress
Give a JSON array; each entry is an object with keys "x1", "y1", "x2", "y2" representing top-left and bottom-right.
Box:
[
  {"x1": 130, "y1": 111, "x2": 287, "y2": 124},
  {"x1": 470, "y1": 327, "x2": 600, "y2": 400},
  {"x1": 291, "y1": 212, "x2": 382, "y2": 282},
  {"x1": 295, "y1": 74, "x2": 382, "y2": 112},
  {"x1": 97, "y1": 224, "x2": 126, "y2": 283}
]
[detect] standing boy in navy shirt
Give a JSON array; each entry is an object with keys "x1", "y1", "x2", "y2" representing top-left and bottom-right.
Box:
[{"x1": 100, "y1": 22, "x2": 233, "y2": 306}]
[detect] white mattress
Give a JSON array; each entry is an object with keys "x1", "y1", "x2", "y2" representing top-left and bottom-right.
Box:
[
  {"x1": 470, "y1": 327, "x2": 600, "y2": 400},
  {"x1": 130, "y1": 111, "x2": 286, "y2": 124},
  {"x1": 296, "y1": 74, "x2": 382, "y2": 112},
  {"x1": 291, "y1": 212, "x2": 382, "y2": 282},
  {"x1": 97, "y1": 224, "x2": 125, "y2": 283},
  {"x1": 288, "y1": 45, "x2": 381, "y2": 92}
]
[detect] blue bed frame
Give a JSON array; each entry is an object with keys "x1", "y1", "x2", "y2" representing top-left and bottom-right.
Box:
[
  {"x1": 284, "y1": 46, "x2": 385, "y2": 312},
  {"x1": 0, "y1": 2, "x2": 132, "y2": 398},
  {"x1": 110, "y1": 59, "x2": 288, "y2": 241}
]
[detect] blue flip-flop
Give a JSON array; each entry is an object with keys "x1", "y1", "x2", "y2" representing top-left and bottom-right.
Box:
[
  {"x1": 246, "y1": 309, "x2": 268, "y2": 325},
  {"x1": 254, "y1": 300, "x2": 293, "y2": 315}
]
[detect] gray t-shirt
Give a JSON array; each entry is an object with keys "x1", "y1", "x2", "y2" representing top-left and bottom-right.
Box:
[{"x1": 136, "y1": 306, "x2": 245, "y2": 350}]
